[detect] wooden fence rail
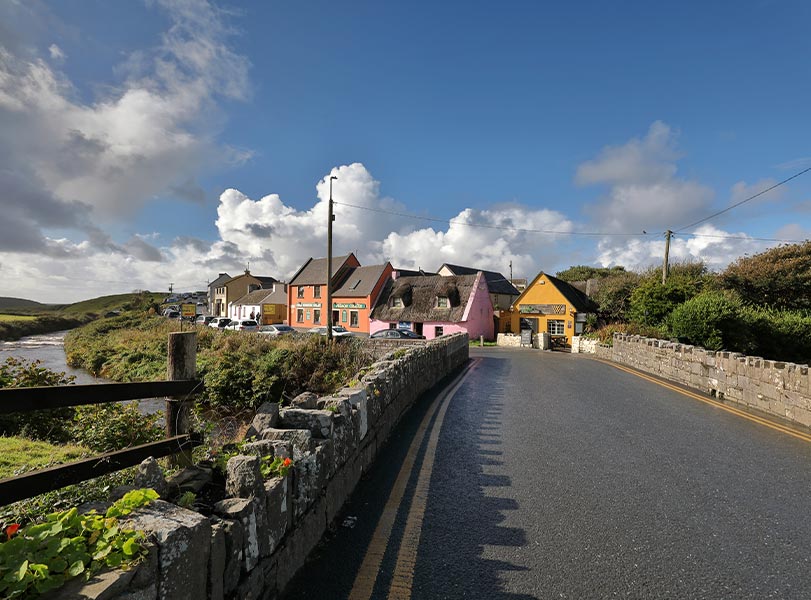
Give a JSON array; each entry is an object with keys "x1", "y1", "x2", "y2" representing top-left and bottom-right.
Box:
[{"x1": 0, "y1": 332, "x2": 201, "y2": 507}]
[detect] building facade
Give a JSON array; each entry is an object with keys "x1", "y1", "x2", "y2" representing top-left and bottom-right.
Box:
[
  {"x1": 370, "y1": 271, "x2": 494, "y2": 340},
  {"x1": 213, "y1": 271, "x2": 277, "y2": 317},
  {"x1": 229, "y1": 283, "x2": 288, "y2": 324},
  {"x1": 287, "y1": 254, "x2": 361, "y2": 329},
  {"x1": 508, "y1": 272, "x2": 598, "y2": 347}
]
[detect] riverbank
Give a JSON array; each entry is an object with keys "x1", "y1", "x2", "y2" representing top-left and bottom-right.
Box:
[{"x1": 0, "y1": 314, "x2": 92, "y2": 342}]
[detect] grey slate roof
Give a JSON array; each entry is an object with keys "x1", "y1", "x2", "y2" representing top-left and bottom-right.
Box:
[
  {"x1": 333, "y1": 264, "x2": 391, "y2": 298},
  {"x1": 209, "y1": 273, "x2": 231, "y2": 288},
  {"x1": 232, "y1": 285, "x2": 288, "y2": 306},
  {"x1": 438, "y1": 264, "x2": 520, "y2": 296},
  {"x1": 289, "y1": 254, "x2": 355, "y2": 286},
  {"x1": 371, "y1": 274, "x2": 479, "y2": 323},
  {"x1": 254, "y1": 276, "x2": 278, "y2": 287}
]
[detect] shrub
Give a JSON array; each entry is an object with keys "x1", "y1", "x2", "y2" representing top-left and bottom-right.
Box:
[
  {"x1": 71, "y1": 403, "x2": 164, "y2": 453},
  {"x1": 739, "y1": 305, "x2": 811, "y2": 364},
  {"x1": 0, "y1": 358, "x2": 76, "y2": 443},
  {"x1": 667, "y1": 291, "x2": 749, "y2": 351}
]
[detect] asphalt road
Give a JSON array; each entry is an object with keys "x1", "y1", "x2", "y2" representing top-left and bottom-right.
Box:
[{"x1": 281, "y1": 347, "x2": 811, "y2": 599}]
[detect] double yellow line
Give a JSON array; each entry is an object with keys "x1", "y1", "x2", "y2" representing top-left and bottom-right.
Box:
[
  {"x1": 349, "y1": 359, "x2": 478, "y2": 600},
  {"x1": 602, "y1": 359, "x2": 811, "y2": 444}
]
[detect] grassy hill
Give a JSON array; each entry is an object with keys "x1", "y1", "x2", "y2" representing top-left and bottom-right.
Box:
[
  {"x1": 58, "y1": 292, "x2": 167, "y2": 315},
  {"x1": 0, "y1": 297, "x2": 62, "y2": 312}
]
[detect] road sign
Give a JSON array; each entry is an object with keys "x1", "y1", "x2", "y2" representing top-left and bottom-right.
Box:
[{"x1": 181, "y1": 304, "x2": 196, "y2": 318}]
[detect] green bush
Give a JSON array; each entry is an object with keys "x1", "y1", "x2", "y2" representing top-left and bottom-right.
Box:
[
  {"x1": 667, "y1": 291, "x2": 749, "y2": 352},
  {"x1": 739, "y1": 305, "x2": 811, "y2": 364},
  {"x1": 71, "y1": 403, "x2": 164, "y2": 453},
  {"x1": 0, "y1": 358, "x2": 76, "y2": 444}
]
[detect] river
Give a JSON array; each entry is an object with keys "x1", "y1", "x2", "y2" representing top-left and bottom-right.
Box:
[{"x1": 0, "y1": 330, "x2": 163, "y2": 414}]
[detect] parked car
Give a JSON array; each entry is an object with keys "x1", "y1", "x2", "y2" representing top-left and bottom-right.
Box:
[
  {"x1": 195, "y1": 315, "x2": 216, "y2": 326},
  {"x1": 208, "y1": 317, "x2": 232, "y2": 329},
  {"x1": 257, "y1": 324, "x2": 296, "y2": 337},
  {"x1": 370, "y1": 329, "x2": 426, "y2": 339},
  {"x1": 225, "y1": 319, "x2": 259, "y2": 332},
  {"x1": 307, "y1": 326, "x2": 354, "y2": 338},
  {"x1": 164, "y1": 310, "x2": 181, "y2": 320}
]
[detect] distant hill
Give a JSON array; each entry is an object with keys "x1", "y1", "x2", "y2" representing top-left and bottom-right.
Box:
[
  {"x1": 0, "y1": 297, "x2": 62, "y2": 312},
  {"x1": 58, "y1": 292, "x2": 166, "y2": 315}
]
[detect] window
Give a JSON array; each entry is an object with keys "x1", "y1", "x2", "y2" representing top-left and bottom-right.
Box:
[
  {"x1": 393, "y1": 297, "x2": 404, "y2": 308},
  {"x1": 350, "y1": 279, "x2": 361, "y2": 290},
  {"x1": 296, "y1": 309, "x2": 304, "y2": 323},
  {"x1": 350, "y1": 311, "x2": 359, "y2": 328},
  {"x1": 547, "y1": 319, "x2": 565, "y2": 336},
  {"x1": 314, "y1": 285, "x2": 321, "y2": 298},
  {"x1": 436, "y1": 296, "x2": 449, "y2": 308},
  {"x1": 435, "y1": 326, "x2": 444, "y2": 337},
  {"x1": 342, "y1": 310, "x2": 347, "y2": 323},
  {"x1": 313, "y1": 309, "x2": 321, "y2": 323},
  {"x1": 389, "y1": 323, "x2": 397, "y2": 329},
  {"x1": 297, "y1": 286, "x2": 305, "y2": 299}
]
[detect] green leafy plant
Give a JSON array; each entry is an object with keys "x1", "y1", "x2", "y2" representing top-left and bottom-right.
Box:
[
  {"x1": 0, "y1": 488, "x2": 157, "y2": 599},
  {"x1": 176, "y1": 492, "x2": 196, "y2": 509},
  {"x1": 70, "y1": 403, "x2": 164, "y2": 453},
  {"x1": 260, "y1": 456, "x2": 293, "y2": 479}
]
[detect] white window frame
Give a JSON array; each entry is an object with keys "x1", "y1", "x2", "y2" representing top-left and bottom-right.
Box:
[{"x1": 547, "y1": 319, "x2": 565, "y2": 336}]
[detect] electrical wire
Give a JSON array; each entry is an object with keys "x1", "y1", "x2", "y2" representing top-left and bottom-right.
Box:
[{"x1": 674, "y1": 166, "x2": 811, "y2": 232}]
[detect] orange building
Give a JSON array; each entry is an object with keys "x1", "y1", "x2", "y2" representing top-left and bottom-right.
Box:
[
  {"x1": 287, "y1": 254, "x2": 361, "y2": 330},
  {"x1": 331, "y1": 262, "x2": 393, "y2": 334}
]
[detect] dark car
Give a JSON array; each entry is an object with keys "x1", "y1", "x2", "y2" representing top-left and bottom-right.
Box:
[{"x1": 370, "y1": 329, "x2": 426, "y2": 339}]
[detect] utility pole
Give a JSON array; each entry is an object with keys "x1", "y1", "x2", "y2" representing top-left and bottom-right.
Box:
[
  {"x1": 169, "y1": 282, "x2": 174, "y2": 294},
  {"x1": 509, "y1": 260, "x2": 513, "y2": 282},
  {"x1": 326, "y1": 175, "x2": 337, "y2": 342},
  {"x1": 662, "y1": 230, "x2": 672, "y2": 284}
]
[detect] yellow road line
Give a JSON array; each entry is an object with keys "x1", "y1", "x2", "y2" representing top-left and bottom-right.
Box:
[
  {"x1": 348, "y1": 359, "x2": 477, "y2": 600},
  {"x1": 598, "y1": 359, "x2": 811, "y2": 444},
  {"x1": 387, "y1": 358, "x2": 473, "y2": 599}
]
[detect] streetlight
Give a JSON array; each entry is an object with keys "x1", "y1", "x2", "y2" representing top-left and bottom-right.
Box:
[{"x1": 326, "y1": 175, "x2": 337, "y2": 342}]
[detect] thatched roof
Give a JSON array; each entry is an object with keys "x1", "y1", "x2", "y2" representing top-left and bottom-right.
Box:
[{"x1": 371, "y1": 274, "x2": 479, "y2": 323}]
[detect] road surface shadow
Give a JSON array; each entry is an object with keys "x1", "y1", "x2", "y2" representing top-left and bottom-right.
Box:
[{"x1": 411, "y1": 356, "x2": 536, "y2": 599}]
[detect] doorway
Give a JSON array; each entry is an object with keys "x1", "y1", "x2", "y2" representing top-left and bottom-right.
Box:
[{"x1": 414, "y1": 322, "x2": 423, "y2": 336}]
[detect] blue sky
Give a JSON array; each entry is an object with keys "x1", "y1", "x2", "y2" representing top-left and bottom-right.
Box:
[{"x1": 1, "y1": 0, "x2": 809, "y2": 302}]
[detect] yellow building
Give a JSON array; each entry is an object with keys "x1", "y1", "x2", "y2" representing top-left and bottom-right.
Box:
[{"x1": 508, "y1": 272, "x2": 598, "y2": 347}]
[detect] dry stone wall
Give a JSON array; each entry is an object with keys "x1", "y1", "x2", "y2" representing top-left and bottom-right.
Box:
[
  {"x1": 69, "y1": 333, "x2": 469, "y2": 600},
  {"x1": 604, "y1": 333, "x2": 811, "y2": 427}
]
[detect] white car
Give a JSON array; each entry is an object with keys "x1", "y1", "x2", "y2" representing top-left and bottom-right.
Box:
[
  {"x1": 307, "y1": 325, "x2": 354, "y2": 338},
  {"x1": 208, "y1": 317, "x2": 232, "y2": 329},
  {"x1": 257, "y1": 324, "x2": 296, "y2": 336},
  {"x1": 225, "y1": 319, "x2": 259, "y2": 332}
]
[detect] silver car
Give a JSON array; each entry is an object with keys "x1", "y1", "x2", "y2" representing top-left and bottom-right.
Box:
[{"x1": 225, "y1": 319, "x2": 259, "y2": 332}]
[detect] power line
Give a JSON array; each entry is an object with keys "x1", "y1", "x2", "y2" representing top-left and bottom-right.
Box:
[
  {"x1": 675, "y1": 166, "x2": 811, "y2": 232},
  {"x1": 333, "y1": 201, "x2": 648, "y2": 237},
  {"x1": 682, "y1": 232, "x2": 807, "y2": 243}
]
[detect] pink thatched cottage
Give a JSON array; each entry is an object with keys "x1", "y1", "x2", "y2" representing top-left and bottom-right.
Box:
[{"x1": 369, "y1": 271, "x2": 494, "y2": 340}]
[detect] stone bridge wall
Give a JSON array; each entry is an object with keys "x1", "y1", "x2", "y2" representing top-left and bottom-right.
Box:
[
  {"x1": 602, "y1": 333, "x2": 811, "y2": 428},
  {"x1": 67, "y1": 333, "x2": 469, "y2": 600}
]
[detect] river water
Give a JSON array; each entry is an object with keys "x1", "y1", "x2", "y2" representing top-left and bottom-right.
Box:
[{"x1": 0, "y1": 330, "x2": 163, "y2": 414}]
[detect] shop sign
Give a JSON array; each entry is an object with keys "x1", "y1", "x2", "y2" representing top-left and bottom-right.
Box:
[
  {"x1": 333, "y1": 302, "x2": 367, "y2": 309},
  {"x1": 519, "y1": 304, "x2": 565, "y2": 315},
  {"x1": 262, "y1": 304, "x2": 276, "y2": 315},
  {"x1": 296, "y1": 302, "x2": 321, "y2": 308}
]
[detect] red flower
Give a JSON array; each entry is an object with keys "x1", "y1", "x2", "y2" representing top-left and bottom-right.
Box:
[
  {"x1": 283, "y1": 458, "x2": 292, "y2": 467},
  {"x1": 5, "y1": 523, "x2": 20, "y2": 538}
]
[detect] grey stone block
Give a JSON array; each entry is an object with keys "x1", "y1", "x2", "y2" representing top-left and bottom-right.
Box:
[
  {"x1": 232, "y1": 565, "x2": 264, "y2": 600},
  {"x1": 215, "y1": 498, "x2": 260, "y2": 572},
  {"x1": 279, "y1": 408, "x2": 334, "y2": 438},
  {"x1": 166, "y1": 465, "x2": 213, "y2": 497},
  {"x1": 133, "y1": 457, "x2": 169, "y2": 499},
  {"x1": 220, "y1": 519, "x2": 243, "y2": 595},
  {"x1": 244, "y1": 402, "x2": 280, "y2": 440},
  {"x1": 264, "y1": 475, "x2": 291, "y2": 554},
  {"x1": 226, "y1": 455, "x2": 264, "y2": 500},
  {"x1": 209, "y1": 522, "x2": 226, "y2": 600},
  {"x1": 121, "y1": 500, "x2": 212, "y2": 600},
  {"x1": 291, "y1": 391, "x2": 318, "y2": 409},
  {"x1": 260, "y1": 428, "x2": 313, "y2": 459}
]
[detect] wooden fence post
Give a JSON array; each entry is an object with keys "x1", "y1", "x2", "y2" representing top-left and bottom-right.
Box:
[{"x1": 166, "y1": 331, "x2": 197, "y2": 466}]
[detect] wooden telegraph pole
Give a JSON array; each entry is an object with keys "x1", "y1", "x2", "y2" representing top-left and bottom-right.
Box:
[
  {"x1": 662, "y1": 230, "x2": 672, "y2": 284},
  {"x1": 326, "y1": 175, "x2": 337, "y2": 342}
]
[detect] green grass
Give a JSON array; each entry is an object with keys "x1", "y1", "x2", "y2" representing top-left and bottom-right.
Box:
[
  {"x1": 469, "y1": 340, "x2": 497, "y2": 346},
  {"x1": 0, "y1": 314, "x2": 37, "y2": 322},
  {"x1": 0, "y1": 436, "x2": 89, "y2": 479}
]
